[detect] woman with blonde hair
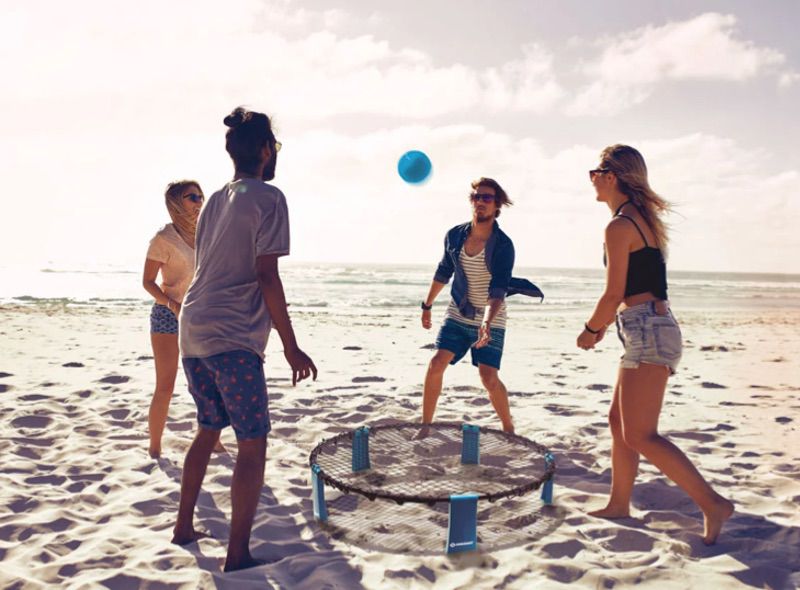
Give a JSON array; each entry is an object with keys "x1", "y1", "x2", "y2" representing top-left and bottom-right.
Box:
[
  {"x1": 577, "y1": 144, "x2": 733, "y2": 544},
  {"x1": 142, "y1": 180, "x2": 214, "y2": 458}
]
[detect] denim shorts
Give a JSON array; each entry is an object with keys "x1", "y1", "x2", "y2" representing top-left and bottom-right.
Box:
[
  {"x1": 150, "y1": 303, "x2": 178, "y2": 334},
  {"x1": 435, "y1": 317, "x2": 506, "y2": 370},
  {"x1": 182, "y1": 350, "x2": 270, "y2": 441},
  {"x1": 616, "y1": 301, "x2": 682, "y2": 375}
]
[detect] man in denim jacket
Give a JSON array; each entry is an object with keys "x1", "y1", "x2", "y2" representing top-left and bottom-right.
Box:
[{"x1": 420, "y1": 177, "x2": 541, "y2": 434}]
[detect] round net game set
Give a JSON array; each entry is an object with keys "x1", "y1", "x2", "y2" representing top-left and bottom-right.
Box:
[{"x1": 308, "y1": 422, "x2": 556, "y2": 553}]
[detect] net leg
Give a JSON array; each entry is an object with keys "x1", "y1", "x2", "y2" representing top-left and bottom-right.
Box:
[
  {"x1": 446, "y1": 493, "x2": 479, "y2": 553},
  {"x1": 352, "y1": 426, "x2": 371, "y2": 472},
  {"x1": 540, "y1": 478, "x2": 554, "y2": 505},
  {"x1": 541, "y1": 452, "x2": 555, "y2": 505},
  {"x1": 461, "y1": 424, "x2": 480, "y2": 465},
  {"x1": 311, "y1": 464, "x2": 328, "y2": 521}
]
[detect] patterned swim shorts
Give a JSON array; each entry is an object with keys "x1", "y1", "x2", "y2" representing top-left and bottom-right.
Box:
[
  {"x1": 150, "y1": 303, "x2": 178, "y2": 334},
  {"x1": 182, "y1": 350, "x2": 270, "y2": 441}
]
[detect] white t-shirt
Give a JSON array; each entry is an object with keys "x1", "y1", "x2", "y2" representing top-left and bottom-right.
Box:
[
  {"x1": 145, "y1": 224, "x2": 195, "y2": 303},
  {"x1": 445, "y1": 247, "x2": 507, "y2": 328},
  {"x1": 179, "y1": 179, "x2": 290, "y2": 359}
]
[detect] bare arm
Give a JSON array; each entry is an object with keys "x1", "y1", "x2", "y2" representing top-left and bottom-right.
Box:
[
  {"x1": 421, "y1": 279, "x2": 447, "y2": 329},
  {"x1": 578, "y1": 220, "x2": 630, "y2": 349},
  {"x1": 142, "y1": 258, "x2": 179, "y2": 312},
  {"x1": 256, "y1": 254, "x2": 317, "y2": 385}
]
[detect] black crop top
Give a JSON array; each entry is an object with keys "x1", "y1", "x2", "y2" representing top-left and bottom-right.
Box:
[{"x1": 603, "y1": 202, "x2": 668, "y2": 300}]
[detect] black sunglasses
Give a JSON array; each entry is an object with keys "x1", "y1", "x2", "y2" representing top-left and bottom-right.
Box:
[
  {"x1": 589, "y1": 168, "x2": 611, "y2": 180},
  {"x1": 183, "y1": 193, "x2": 204, "y2": 203},
  {"x1": 470, "y1": 193, "x2": 496, "y2": 203}
]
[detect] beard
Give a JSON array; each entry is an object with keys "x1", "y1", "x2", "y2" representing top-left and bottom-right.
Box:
[
  {"x1": 475, "y1": 213, "x2": 494, "y2": 223},
  {"x1": 261, "y1": 153, "x2": 278, "y2": 181}
]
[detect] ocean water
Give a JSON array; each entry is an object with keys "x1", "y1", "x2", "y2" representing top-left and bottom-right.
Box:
[{"x1": 2, "y1": 263, "x2": 800, "y2": 313}]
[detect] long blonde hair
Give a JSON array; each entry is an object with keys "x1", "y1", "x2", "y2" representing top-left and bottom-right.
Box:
[
  {"x1": 600, "y1": 145, "x2": 670, "y2": 249},
  {"x1": 165, "y1": 180, "x2": 202, "y2": 248}
]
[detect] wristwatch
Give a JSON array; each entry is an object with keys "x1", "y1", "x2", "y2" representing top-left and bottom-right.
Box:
[{"x1": 421, "y1": 301, "x2": 433, "y2": 310}]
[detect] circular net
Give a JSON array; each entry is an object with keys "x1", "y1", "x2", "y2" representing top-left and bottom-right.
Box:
[{"x1": 309, "y1": 422, "x2": 555, "y2": 505}]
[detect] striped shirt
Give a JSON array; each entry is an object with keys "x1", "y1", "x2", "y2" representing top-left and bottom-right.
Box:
[{"x1": 445, "y1": 247, "x2": 507, "y2": 328}]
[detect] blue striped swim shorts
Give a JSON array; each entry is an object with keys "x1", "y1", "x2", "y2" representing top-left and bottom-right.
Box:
[
  {"x1": 150, "y1": 303, "x2": 178, "y2": 335},
  {"x1": 435, "y1": 317, "x2": 506, "y2": 369}
]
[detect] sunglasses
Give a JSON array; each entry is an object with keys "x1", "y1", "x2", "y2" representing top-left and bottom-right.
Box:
[
  {"x1": 470, "y1": 193, "x2": 496, "y2": 204},
  {"x1": 589, "y1": 168, "x2": 611, "y2": 180},
  {"x1": 183, "y1": 193, "x2": 204, "y2": 203}
]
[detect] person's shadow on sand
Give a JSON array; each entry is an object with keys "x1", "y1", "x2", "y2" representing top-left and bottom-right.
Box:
[
  {"x1": 553, "y1": 448, "x2": 800, "y2": 590},
  {"x1": 157, "y1": 455, "x2": 365, "y2": 590}
]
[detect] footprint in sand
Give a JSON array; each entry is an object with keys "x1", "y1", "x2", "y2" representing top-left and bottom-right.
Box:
[
  {"x1": 0, "y1": 372, "x2": 13, "y2": 378},
  {"x1": 0, "y1": 384, "x2": 13, "y2": 393},
  {"x1": 470, "y1": 398, "x2": 491, "y2": 406},
  {"x1": 775, "y1": 416, "x2": 793, "y2": 424},
  {"x1": 586, "y1": 383, "x2": 611, "y2": 392},
  {"x1": 541, "y1": 539, "x2": 585, "y2": 559},
  {"x1": 602, "y1": 529, "x2": 655, "y2": 552},
  {"x1": 98, "y1": 375, "x2": 131, "y2": 384},
  {"x1": 104, "y1": 409, "x2": 130, "y2": 420},
  {"x1": 352, "y1": 376, "x2": 386, "y2": 383},
  {"x1": 62, "y1": 362, "x2": 84, "y2": 368},
  {"x1": 701, "y1": 381, "x2": 727, "y2": 389},
  {"x1": 11, "y1": 416, "x2": 53, "y2": 429}
]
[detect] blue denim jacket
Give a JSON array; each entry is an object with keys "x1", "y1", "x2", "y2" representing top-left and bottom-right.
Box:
[{"x1": 433, "y1": 221, "x2": 515, "y2": 319}]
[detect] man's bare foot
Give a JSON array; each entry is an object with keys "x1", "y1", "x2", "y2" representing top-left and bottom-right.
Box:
[
  {"x1": 703, "y1": 497, "x2": 734, "y2": 545},
  {"x1": 149, "y1": 447, "x2": 161, "y2": 459},
  {"x1": 223, "y1": 556, "x2": 266, "y2": 572},
  {"x1": 413, "y1": 424, "x2": 432, "y2": 440},
  {"x1": 171, "y1": 528, "x2": 211, "y2": 546},
  {"x1": 213, "y1": 440, "x2": 227, "y2": 454},
  {"x1": 588, "y1": 504, "x2": 631, "y2": 519}
]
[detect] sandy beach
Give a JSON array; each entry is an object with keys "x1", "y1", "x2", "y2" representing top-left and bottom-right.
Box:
[{"x1": 1, "y1": 300, "x2": 799, "y2": 589}]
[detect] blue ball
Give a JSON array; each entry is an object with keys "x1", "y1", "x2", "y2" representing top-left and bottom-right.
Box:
[{"x1": 397, "y1": 150, "x2": 432, "y2": 184}]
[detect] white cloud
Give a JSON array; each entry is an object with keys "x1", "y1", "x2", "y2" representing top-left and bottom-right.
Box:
[
  {"x1": 0, "y1": 0, "x2": 563, "y2": 126},
  {"x1": 778, "y1": 72, "x2": 800, "y2": 88},
  {"x1": 568, "y1": 13, "x2": 791, "y2": 115}
]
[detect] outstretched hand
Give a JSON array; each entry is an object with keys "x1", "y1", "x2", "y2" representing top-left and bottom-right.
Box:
[{"x1": 284, "y1": 347, "x2": 318, "y2": 386}]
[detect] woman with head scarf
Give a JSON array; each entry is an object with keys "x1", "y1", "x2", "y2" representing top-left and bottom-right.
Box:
[{"x1": 142, "y1": 180, "x2": 208, "y2": 458}]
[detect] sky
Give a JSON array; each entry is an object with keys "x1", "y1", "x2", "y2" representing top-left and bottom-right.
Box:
[{"x1": 0, "y1": 0, "x2": 798, "y2": 274}]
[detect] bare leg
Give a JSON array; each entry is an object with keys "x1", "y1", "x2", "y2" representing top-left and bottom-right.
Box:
[
  {"x1": 224, "y1": 434, "x2": 268, "y2": 572},
  {"x1": 478, "y1": 365, "x2": 514, "y2": 433},
  {"x1": 421, "y1": 350, "x2": 455, "y2": 424},
  {"x1": 149, "y1": 333, "x2": 179, "y2": 458},
  {"x1": 589, "y1": 373, "x2": 640, "y2": 518},
  {"x1": 172, "y1": 427, "x2": 220, "y2": 544},
  {"x1": 620, "y1": 363, "x2": 734, "y2": 544}
]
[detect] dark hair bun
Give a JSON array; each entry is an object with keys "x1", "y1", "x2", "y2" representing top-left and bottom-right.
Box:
[{"x1": 223, "y1": 108, "x2": 248, "y2": 128}]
